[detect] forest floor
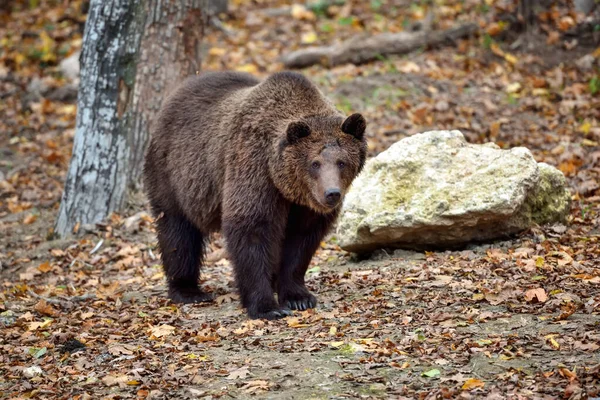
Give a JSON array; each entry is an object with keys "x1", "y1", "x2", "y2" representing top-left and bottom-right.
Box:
[{"x1": 1, "y1": 1, "x2": 600, "y2": 399}]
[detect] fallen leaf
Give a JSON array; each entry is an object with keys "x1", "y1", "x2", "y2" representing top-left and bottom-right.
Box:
[
  {"x1": 38, "y1": 262, "x2": 52, "y2": 273},
  {"x1": 149, "y1": 324, "x2": 175, "y2": 338},
  {"x1": 287, "y1": 317, "x2": 311, "y2": 328},
  {"x1": 422, "y1": 368, "x2": 441, "y2": 378},
  {"x1": 227, "y1": 366, "x2": 250, "y2": 380},
  {"x1": 236, "y1": 64, "x2": 258, "y2": 74},
  {"x1": 23, "y1": 214, "x2": 37, "y2": 224},
  {"x1": 34, "y1": 300, "x2": 58, "y2": 317},
  {"x1": 462, "y1": 378, "x2": 485, "y2": 390},
  {"x1": 102, "y1": 374, "x2": 130, "y2": 386},
  {"x1": 525, "y1": 288, "x2": 548, "y2": 303}
]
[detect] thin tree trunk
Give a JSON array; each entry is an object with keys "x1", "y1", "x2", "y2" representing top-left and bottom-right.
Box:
[
  {"x1": 518, "y1": 0, "x2": 536, "y2": 31},
  {"x1": 55, "y1": 0, "x2": 210, "y2": 237}
]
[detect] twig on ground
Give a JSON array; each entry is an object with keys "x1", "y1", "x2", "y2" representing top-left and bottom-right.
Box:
[
  {"x1": 281, "y1": 23, "x2": 478, "y2": 69},
  {"x1": 28, "y1": 288, "x2": 96, "y2": 308}
]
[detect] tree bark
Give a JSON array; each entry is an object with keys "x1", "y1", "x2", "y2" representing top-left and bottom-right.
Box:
[
  {"x1": 55, "y1": 0, "x2": 211, "y2": 237},
  {"x1": 518, "y1": 0, "x2": 536, "y2": 31}
]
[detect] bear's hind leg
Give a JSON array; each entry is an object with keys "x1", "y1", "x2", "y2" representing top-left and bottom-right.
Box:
[{"x1": 156, "y1": 212, "x2": 213, "y2": 304}]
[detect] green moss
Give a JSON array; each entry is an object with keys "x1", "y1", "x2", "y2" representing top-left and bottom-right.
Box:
[{"x1": 524, "y1": 165, "x2": 570, "y2": 225}]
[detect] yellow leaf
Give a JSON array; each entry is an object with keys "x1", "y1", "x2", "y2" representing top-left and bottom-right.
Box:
[
  {"x1": 150, "y1": 272, "x2": 164, "y2": 280},
  {"x1": 330, "y1": 341, "x2": 345, "y2": 348},
  {"x1": 57, "y1": 105, "x2": 76, "y2": 116},
  {"x1": 535, "y1": 256, "x2": 545, "y2": 267},
  {"x1": 287, "y1": 317, "x2": 310, "y2": 328},
  {"x1": 209, "y1": 47, "x2": 227, "y2": 57},
  {"x1": 582, "y1": 139, "x2": 598, "y2": 147},
  {"x1": 545, "y1": 335, "x2": 560, "y2": 350},
  {"x1": 504, "y1": 53, "x2": 518, "y2": 64},
  {"x1": 236, "y1": 64, "x2": 258, "y2": 74},
  {"x1": 462, "y1": 378, "x2": 485, "y2": 390},
  {"x1": 291, "y1": 4, "x2": 315, "y2": 20},
  {"x1": 532, "y1": 88, "x2": 549, "y2": 96},
  {"x1": 126, "y1": 380, "x2": 141, "y2": 386},
  {"x1": 301, "y1": 31, "x2": 318, "y2": 44},
  {"x1": 579, "y1": 121, "x2": 591, "y2": 135},
  {"x1": 14, "y1": 53, "x2": 26, "y2": 66},
  {"x1": 39, "y1": 31, "x2": 56, "y2": 63},
  {"x1": 472, "y1": 293, "x2": 485, "y2": 301},
  {"x1": 506, "y1": 82, "x2": 522, "y2": 93},
  {"x1": 28, "y1": 318, "x2": 53, "y2": 331}
]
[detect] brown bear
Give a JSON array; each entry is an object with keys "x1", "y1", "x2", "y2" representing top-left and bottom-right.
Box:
[{"x1": 143, "y1": 71, "x2": 367, "y2": 319}]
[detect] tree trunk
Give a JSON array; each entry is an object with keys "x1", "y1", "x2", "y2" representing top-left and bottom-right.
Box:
[
  {"x1": 55, "y1": 0, "x2": 212, "y2": 237},
  {"x1": 518, "y1": 0, "x2": 536, "y2": 31}
]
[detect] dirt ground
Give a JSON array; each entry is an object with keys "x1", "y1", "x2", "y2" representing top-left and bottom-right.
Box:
[{"x1": 1, "y1": 1, "x2": 600, "y2": 399}]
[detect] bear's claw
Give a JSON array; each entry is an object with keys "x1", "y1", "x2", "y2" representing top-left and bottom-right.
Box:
[
  {"x1": 284, "y1": 297, "x2": 316, "y2": 311},
  {"x1": 249, "y1": 308, "x2": 292, "y2": 320},
  {"x1": 169, "y1": 288, "x2": 214, "y2": 304},
  {"x1": 280, "y1": 288, "x2": 317, "y2": 311}
]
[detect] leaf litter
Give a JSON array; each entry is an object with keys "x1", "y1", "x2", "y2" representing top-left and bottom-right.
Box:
[{"x1": 1, "y1": 0, "x2": 599, "y2": 398}]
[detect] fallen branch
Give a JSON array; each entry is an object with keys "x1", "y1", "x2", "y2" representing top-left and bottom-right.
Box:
[
  {"x1": 281, "y1": 23, "x2": 478, "y2": 69},
  {"x1": 28, "y1": 288, "x2": 96, "y2": 308}
]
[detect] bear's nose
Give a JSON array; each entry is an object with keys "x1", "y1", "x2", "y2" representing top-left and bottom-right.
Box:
[{"x1": 325, "y1": 189, "x2": 341, "y2": 206}]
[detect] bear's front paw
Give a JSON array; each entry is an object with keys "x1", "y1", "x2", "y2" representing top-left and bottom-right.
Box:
[
  {"x1": 247, "y1": 300, "x2": 292, "y2": 320},
  {"x1": 168, "y1": 286, "x2": 214, "y2": 304},
  {"x1": 279, "y1": 286, "x2": 317, "y2": 311},
  {"x1": 249, "y1": 308, "x2": 293, "y2": 320}
]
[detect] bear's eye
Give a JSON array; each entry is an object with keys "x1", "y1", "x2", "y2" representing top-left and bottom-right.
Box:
[
  {"x1": 337, "y1": 161, "x2": 346, "y2": 169},
  {"x1": 311, "y1": 161, "x2": 321, "y2": 170}
]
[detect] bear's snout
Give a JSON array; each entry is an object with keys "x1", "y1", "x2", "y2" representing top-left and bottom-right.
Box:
[{"x1": 324, "y1": 188, "x2": 341, "y2": 206}]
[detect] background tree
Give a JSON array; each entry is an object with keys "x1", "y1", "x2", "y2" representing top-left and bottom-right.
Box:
[{"x1": 55, "y1": 0, "x2": 226, "y2": 237}]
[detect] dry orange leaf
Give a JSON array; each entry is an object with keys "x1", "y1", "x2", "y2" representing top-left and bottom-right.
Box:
[
  {"x1": 23, "y1": 214, "x2": 37, "y2": 224},
  {"x1": 462, "y1": 378, "x2": 485, "y2": 390},
  {"x1": 34, "y1": 300, "x2": 58, "y2": 316},
  {"x1": 524, "y1": 288, "x2": 548, "y2": 303},
  {"x1": 38, "y1": 261, "x2": 52, "y2": 273}
]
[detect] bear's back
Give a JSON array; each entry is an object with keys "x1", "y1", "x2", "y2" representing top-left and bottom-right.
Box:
[{"x1": 145, "y1": 72, "x2": 260, "y2": 229}]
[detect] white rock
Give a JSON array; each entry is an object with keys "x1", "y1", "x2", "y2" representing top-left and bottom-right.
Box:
[
  {"x1": 337, "y1": 130, "x2": 571, "y2": 252},
  {"x1": 59, "y1": 51, "x2": 80, "y2": 82},
  {"x1": 23, "y1": 365, "x2": 43, "y2": 378}
]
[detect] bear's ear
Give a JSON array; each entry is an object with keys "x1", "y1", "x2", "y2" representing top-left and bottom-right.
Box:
[
  {"x1": 286, "y1": 121, "x2": 311, "y2": 144},
  {"x1": 341, "y1": 113, "x2": 366, "y2": 140}
]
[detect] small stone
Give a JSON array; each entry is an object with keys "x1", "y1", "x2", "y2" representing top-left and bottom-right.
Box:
[
  {"x1": 575, "y1": 54, "x2": 596, "y2": 71},
  {"x1": 23, "y1": 365, "x2": 43, "y2": 378},
  {"x1": 574, "y1": 0, "x2": 596, "y2": 14},
  {"x1": 27, "y1": 77, "x2": 50, "y2": 98},
  {"x1": 0, "y1": 310, "x2": 16, "y2": 326},
  {"x1": 434, "y1": 100, "x2": 450, "y2": 112},
  {"x1": 46, "y1": 83, "x2": 78, "y2": 103},
  {"x1": 21, "y1": 189, "x2": 38, "y2": 202},
  {"x1": 337, "y1": 130, "x2": 570, "y2": 252},
  {"x1": 123, "y1": 211, "x2": 149, "y2": 233}
]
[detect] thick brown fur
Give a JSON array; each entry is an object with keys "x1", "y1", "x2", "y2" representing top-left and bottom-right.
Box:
[{"x1": 144, "y1": 71, "x2": 367, "y2": 319}]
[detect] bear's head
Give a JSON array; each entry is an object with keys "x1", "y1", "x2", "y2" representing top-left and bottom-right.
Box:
[{"x1": 273, "y1": 113, "x2": 367, "y2": 214}]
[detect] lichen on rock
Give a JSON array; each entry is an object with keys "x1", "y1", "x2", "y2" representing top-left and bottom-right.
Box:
[{"x1": 337, "y1": 130, "x2": 571, "y2": 253}]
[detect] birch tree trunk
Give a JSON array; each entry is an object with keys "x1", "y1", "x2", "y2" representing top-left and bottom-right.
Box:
[{"x1": 55, "y1": 0, "x2": 216, "y2": 237}]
